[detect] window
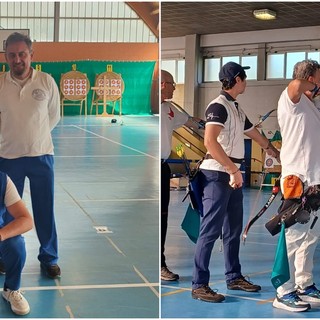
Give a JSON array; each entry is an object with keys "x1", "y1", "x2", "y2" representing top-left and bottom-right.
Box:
[
  {"x1": 267, "y1": 51, "x2": 320, "y2": 79},
  {"x1": 267, "y1": 53, "x2": 285, "y2": 79},
  {"x1": 161, "y1": 59, "x2": 185, "y2": 84},
  {"x1": 286, "y1": 52, "x2": 306, "y2": 79},
  {"x1": 204, "y1": 58, "x2": 220, "y2": 81},
  {"x1": 308, "y1": 51, "x2": 320, "y2": 61},
  {"x1": 0, "y1": 2, "x2": 55, "y2": 41},
  {"x1": 0, "y1": 2, "x2": 157, "y2": 43},
  {"x1": 203, "y1": 55, "x2": 257, "y2": 82}
]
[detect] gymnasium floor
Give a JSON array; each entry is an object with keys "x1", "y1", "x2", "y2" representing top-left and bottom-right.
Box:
[
  {"x1": 0, "y1": 115, "x2": 159, "y2": 318},
  {"x1": 161, "y1": 186, "x2": 320, "y2": 318}
]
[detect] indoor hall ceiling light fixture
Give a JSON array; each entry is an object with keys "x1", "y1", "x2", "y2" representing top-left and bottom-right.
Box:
[{"x1": 253, "y1": 9, "x2": 277, "y2": 20}]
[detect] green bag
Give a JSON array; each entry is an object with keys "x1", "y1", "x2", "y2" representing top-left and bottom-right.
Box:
[
  {"x1": 181, "y1": 204, "x2": 200, "y2": 244},
  {"x1": 271, "y1": 222, "x2": 290, "y2": 289}
]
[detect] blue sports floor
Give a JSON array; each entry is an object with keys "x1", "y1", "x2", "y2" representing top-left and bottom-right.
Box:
[
  {"x1": 0, "y1": 115, "x2": 159, "y2": 318},
  {"x1": 161, "y1": 187, "x2": 320, "y2": 318}
]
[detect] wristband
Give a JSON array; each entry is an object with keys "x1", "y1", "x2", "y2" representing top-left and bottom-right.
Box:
[{"x1": 231, "y1": 168, "x2": 240, "y2": 175}]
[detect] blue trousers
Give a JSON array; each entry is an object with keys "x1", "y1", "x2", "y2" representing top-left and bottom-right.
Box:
[
  {"x1": 0, "y1": 155, "x2": 58, "y2": 265},
  {"x1": 0, "y1": 236, "x2": 26, "y2": 290},
  {"x1": 192, "y1": 169, "x2": 243, "y2": 289}
]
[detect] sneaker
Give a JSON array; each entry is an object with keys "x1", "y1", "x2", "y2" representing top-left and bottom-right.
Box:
[
  {"x1": 2, "y1": 289, "x2": 30, "y2": 315},
  {"x1": 192, "y1": 285, "x2": 225, "y2": 303},
  {"x1": 41, "y1": 263, "x2": 61, "y2": 279},
  {"x1": 297, "y1": 283, "x2": 320, "y2": 303},
  {"x1": 273, "y1": 291, "x2": 311, "y2": 312},
  {"x1": 227, "y1": 276, "x2": 261, "y2": 292},
  {"x1": 161, "y1": 266, "x2": 179, "y2": 281}
]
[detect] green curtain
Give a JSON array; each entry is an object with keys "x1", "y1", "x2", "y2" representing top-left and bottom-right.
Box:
[{"x1": 2, "y1": 60, "x2": 156, "y2": 116}]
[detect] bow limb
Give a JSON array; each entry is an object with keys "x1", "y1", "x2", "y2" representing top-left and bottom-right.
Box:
[
  {"x1": 254, "y1": 109, "x2": 277, "y2": 127},
  {"x1": 242, "y1": 177, "x2": 281, "y2": 243}
]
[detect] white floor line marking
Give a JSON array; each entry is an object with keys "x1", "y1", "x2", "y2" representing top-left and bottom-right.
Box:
[
  {"x1": 78, "y1": 198, "x2": 158, "y2": 202},
  {"x1": 161, "y1": 285, "x2": 271, "y2": 302},
  {"x1": 65, "y1": 305, "x2": 75, "y2": 318},
  {"x1": 243, "y1": 241, "x2": 276, "y2": 246},
  {"x1": 105, "y1": 235, "x2": 126, "y2": 256},
  {"x1": 133, "y1": 265, "x2": 159, "y2": 298},
  {"x1": 55, "y1": 278, "x2": 64, "y2": 297},
  {"x1": 73, "y1": 125, "x2": 157, "y2": 160},
  {"x1": 55, "y1": 155, "x2": 147, "y2": 158},
  {"x1": 21, "y1": 282, "x2": 159, "y2": 291}
]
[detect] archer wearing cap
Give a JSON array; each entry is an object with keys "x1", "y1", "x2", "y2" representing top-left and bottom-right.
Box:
[
  {"x1": 191, "y1": 61, "x2": 280, "y2": 303},
  {"x1": 219, "y1": 61, "x2": 250, "y2": 89}
]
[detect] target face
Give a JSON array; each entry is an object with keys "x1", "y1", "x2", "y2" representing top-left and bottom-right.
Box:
[{"x1": 63, "y1": 78, "x2": 87, "y2": 96}]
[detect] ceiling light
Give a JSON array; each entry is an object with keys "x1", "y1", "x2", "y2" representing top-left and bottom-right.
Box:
[{"x1": 253, "y1": 9, "x2": 277, "y2": 20}]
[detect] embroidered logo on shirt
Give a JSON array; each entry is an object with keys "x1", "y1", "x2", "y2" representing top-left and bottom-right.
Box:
[
  {"x1": 32, "y1": 89, "x2": 46, "y2": 101},
  {"x1": 168, "y1": 107, "x2": 174, "y2": 119},
  {"x1": 207, "y1": 112, "x2": 218, "y2": 120}
]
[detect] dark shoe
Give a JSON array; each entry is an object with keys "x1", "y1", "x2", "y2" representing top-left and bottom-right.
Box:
[
  {"x1": 227, "y1": 276, "x2": 261, "y2": 292},
  {"x1": 161, "y1": 266, "x2": 179, "y2": 281},
  {"x1": 41, "y1": 263, "x2": 61, "y2": 279},
  {"x1": 0, "y1": 259, "x2": 5, "y2": 275},
  {"x1": 192, "y1": 285, "x2": 225, "y2": 303}
]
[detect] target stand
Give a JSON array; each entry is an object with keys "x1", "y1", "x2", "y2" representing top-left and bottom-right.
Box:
[
  {"x1": 60, "y1": 70, "x2": 90, "y2": 117},
  {"x1": 90, "y1": 71, "x2": 125, "y2": 117}
]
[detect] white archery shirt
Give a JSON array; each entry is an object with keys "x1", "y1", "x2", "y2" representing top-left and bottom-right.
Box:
[
  {"x1": 161, "y1": 101, "x2": 189, "y2": 160},
  {"x1": 278, "y1": 88, "x2": 320, "y2": 186}
]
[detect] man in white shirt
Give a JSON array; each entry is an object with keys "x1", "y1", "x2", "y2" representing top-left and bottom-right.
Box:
[
  {"x1": 0, "y1": 32, "x2": 61, "y2": 279},
  {"x1": 161, "y1": 69, "x2": 202, "y2": 281},
  {"x1": 273, "y1": 59, "x2": 320, "y2": 312}
]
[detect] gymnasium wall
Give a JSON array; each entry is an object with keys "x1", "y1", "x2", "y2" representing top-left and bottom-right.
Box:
[{"x1": 0, "y1": 42, "x2": 159, "y2": 115}]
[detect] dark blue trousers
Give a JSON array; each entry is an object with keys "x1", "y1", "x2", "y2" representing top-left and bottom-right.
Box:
[
  {"x1": 192, "y1": 169, "x2": 243, "y2": 289},
  {"x1": 0, "y1": 236, "x2": 26, "y2": 290},
  {"x1": 0, "y1": 155, "x2": 58, "y2": 266}
]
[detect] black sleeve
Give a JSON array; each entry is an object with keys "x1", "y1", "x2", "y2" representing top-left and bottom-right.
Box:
[
  {"x1": 244, "y1": 116, "x2": 254, "y2": 131},
  {"x1": 205, "y1": 102, "x2": 228, "y2": 125}
]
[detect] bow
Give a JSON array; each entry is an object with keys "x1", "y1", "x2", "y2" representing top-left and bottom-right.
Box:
[
  {"x1": 255, "y1": 109, "x2": 277, "y2": 127},
  {"x1": 242, "y1": 177, "x2": 281, "y2": 242}
]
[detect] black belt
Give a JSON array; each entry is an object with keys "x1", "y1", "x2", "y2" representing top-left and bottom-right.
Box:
[{"x1": 205, "y1": 154, "x2": 244, "y2": 164}]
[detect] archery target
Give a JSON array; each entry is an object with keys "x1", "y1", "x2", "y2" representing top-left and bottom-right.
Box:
[{"x1": 63, "y1": 78, "x2": 87, "y2": 96}]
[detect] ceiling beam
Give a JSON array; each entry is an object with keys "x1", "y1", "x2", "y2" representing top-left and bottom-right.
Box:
[{"x1": 126, "y1": 2, "x2": 159, "y2": 39}]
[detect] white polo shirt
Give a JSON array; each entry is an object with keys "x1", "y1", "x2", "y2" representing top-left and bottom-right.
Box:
[
  {"x1": 0, "y1": 69, "x2": 60, "y2": 159},
  {"x1": 278, "y1": 88, "x2": 320, "y2": 186},
  {"x1": 161, "y1": 101, "x2": 189, "y2": 160}
]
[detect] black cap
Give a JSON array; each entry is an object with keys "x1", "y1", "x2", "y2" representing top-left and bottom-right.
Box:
[{"x1": 219, "y1": 62, "x2": 250, "y2": 81}]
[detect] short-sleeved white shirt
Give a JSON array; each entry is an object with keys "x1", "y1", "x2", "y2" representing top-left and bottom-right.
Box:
[
  {"x1": 278, "y1": 88, "x2": 320, "y2": 185},
  {"x1": 161, "y1": 101, "x2": 188, "y2": 160},
  {"x1": 5, "y1": 176, "x2": 21, "y2": 207},
  {"x1": 0, "y1": 69, "x2": 60, "y2": 159}
]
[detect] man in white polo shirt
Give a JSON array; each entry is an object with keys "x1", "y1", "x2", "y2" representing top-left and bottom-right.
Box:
[{"x1": 0, "y1": 32, "x2": 61, "y2": 279}]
